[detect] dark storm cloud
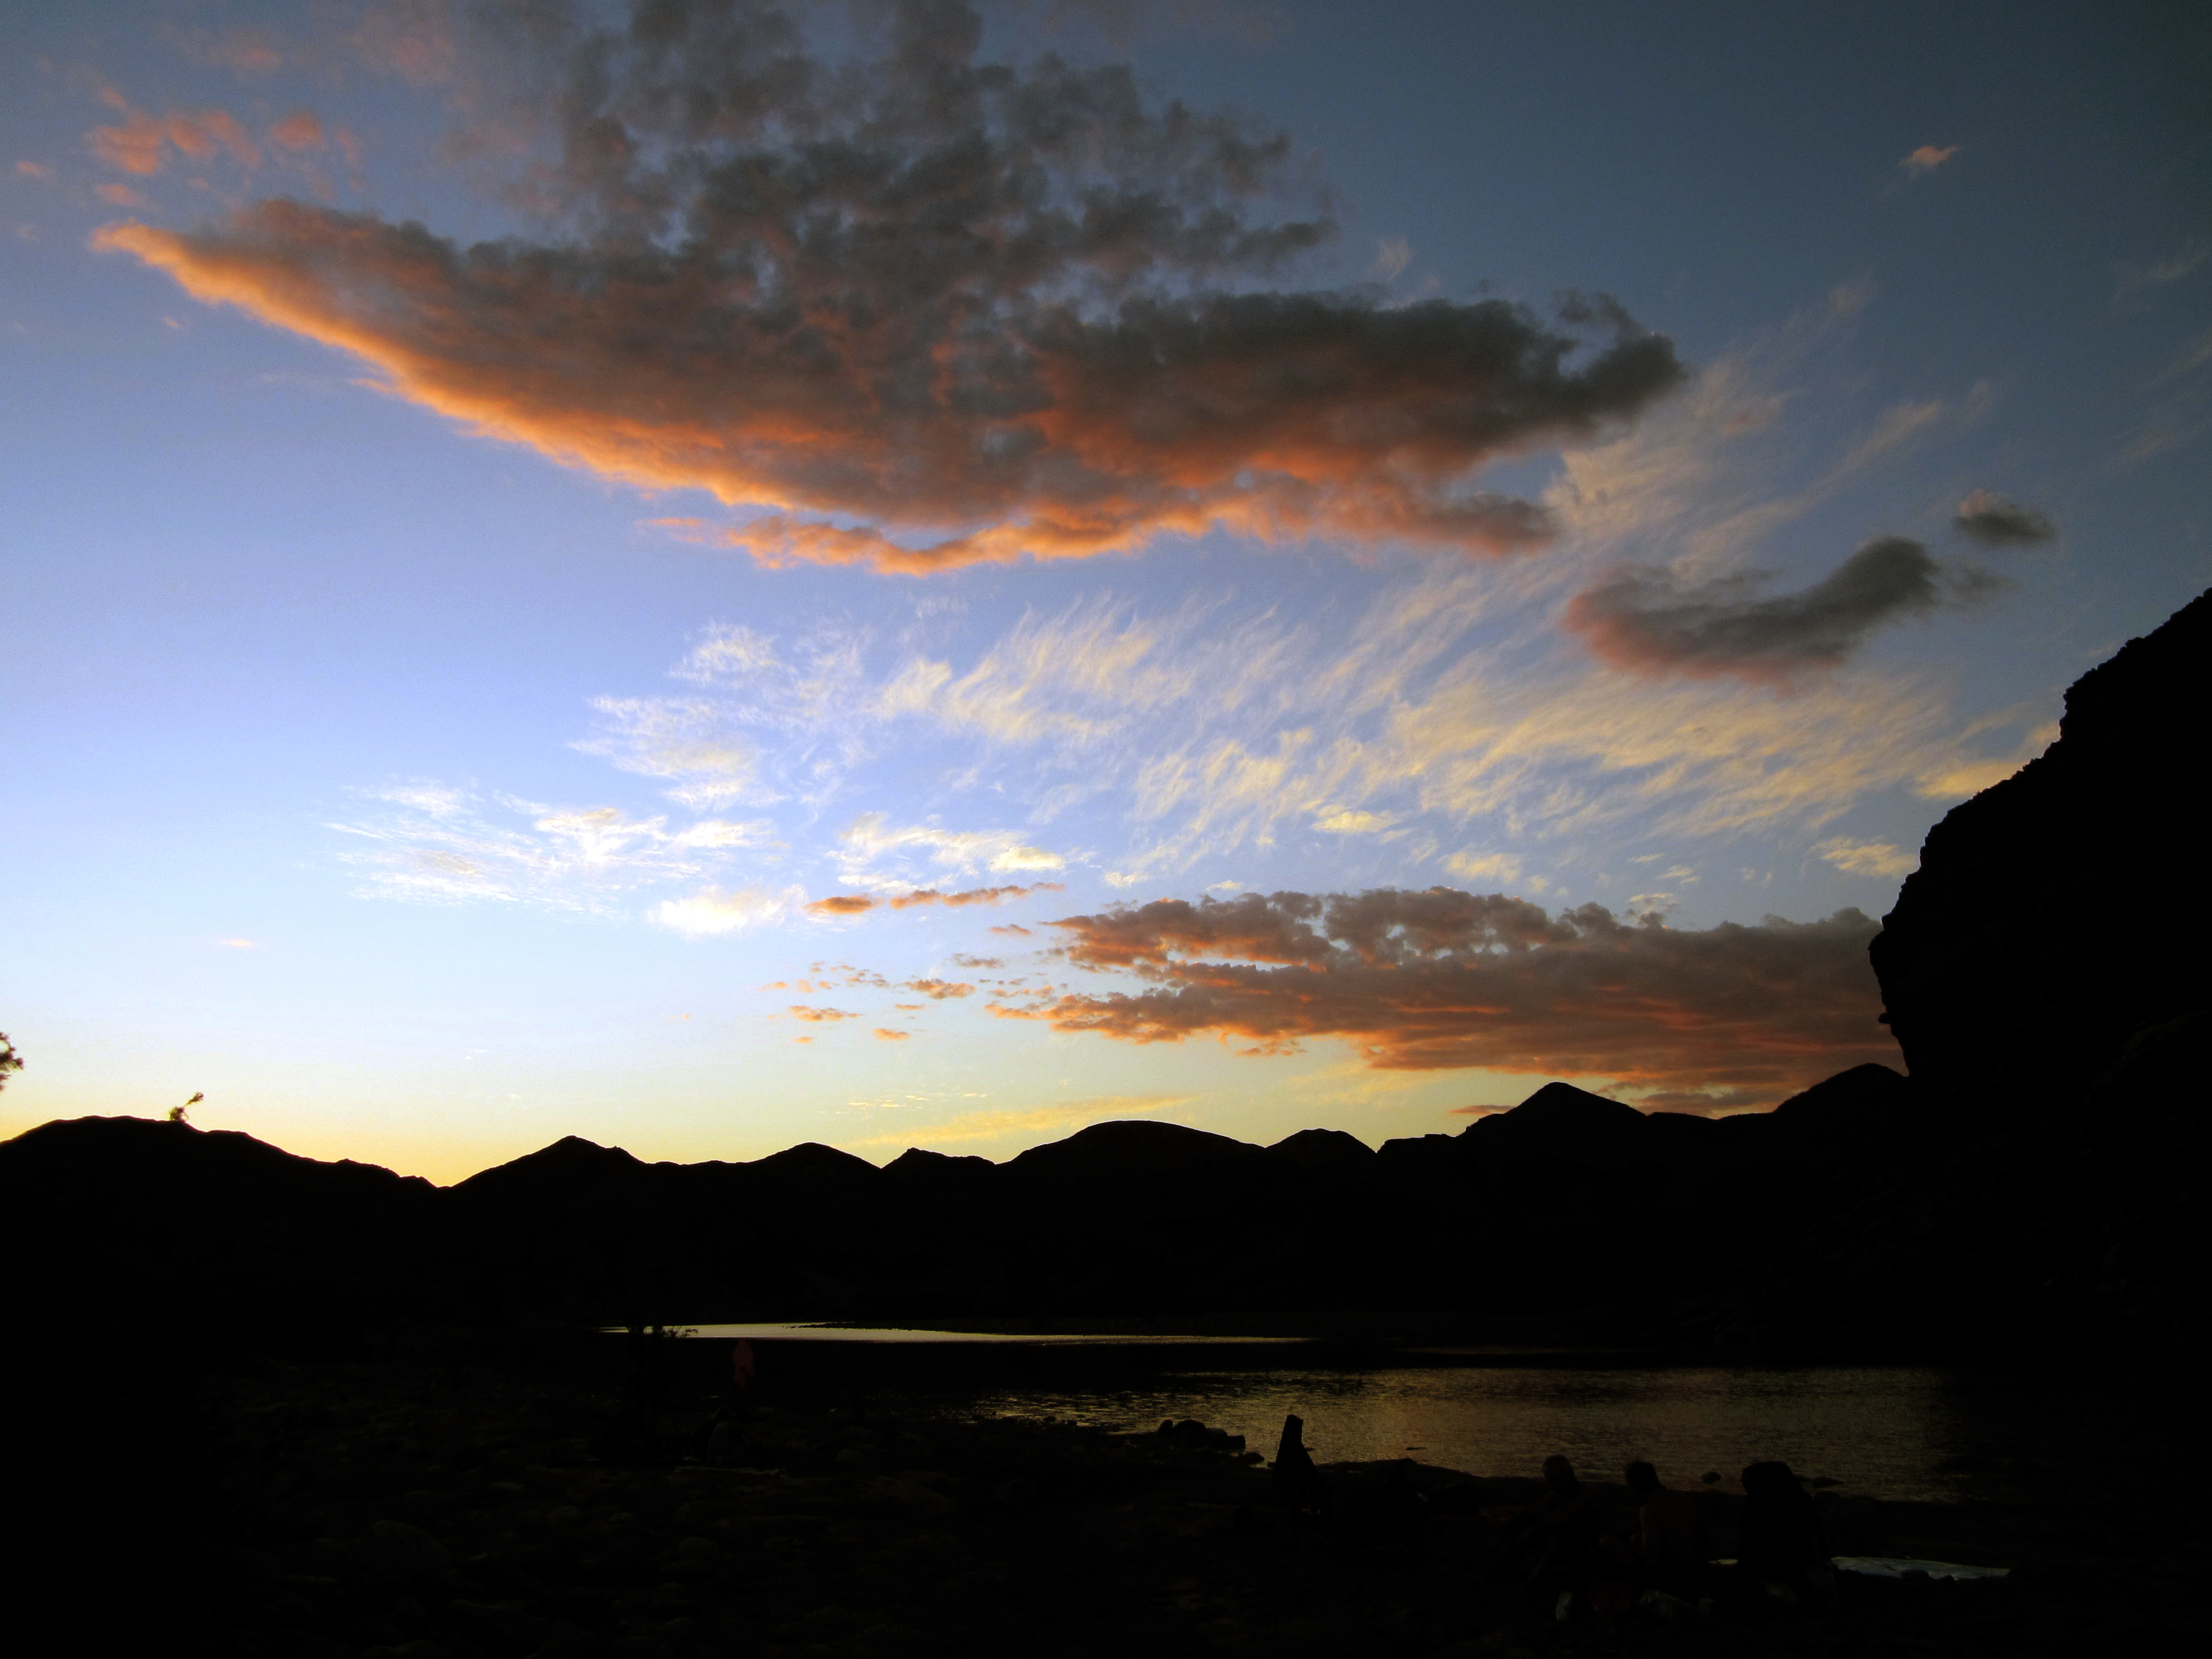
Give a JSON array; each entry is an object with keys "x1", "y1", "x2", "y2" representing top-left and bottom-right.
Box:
[
  {"x1": 995, "y1": 886, "x2": 1895, "y2": 1099},
  {"x1": 1566, "y1": 536, "x2": 2005, "y2": 686},
  {"x1": 1952, "y1": 489, "x2": 2057, "y2": 547},
  {"x1": 97, "y1": 0, "x2": 1682, "y2": 571}
]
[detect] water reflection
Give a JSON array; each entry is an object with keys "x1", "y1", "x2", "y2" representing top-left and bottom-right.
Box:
[{"x1": 974, "y1": 1367, "x2": 1963, "y2": 1501}]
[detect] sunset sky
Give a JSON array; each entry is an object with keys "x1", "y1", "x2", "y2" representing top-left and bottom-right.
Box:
[{"x1": 4, "y1": 1, "x2": 2206, "y2": 1181}]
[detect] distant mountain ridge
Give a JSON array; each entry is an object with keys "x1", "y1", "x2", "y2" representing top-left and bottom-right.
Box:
[{"x1": 0, "y1": 1064, "x2": 1905, "y2": 1355}]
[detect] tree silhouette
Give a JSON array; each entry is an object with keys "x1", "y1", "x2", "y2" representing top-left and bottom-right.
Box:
[
  {"x1": 0, "y1": 1032, "x2": 19, "y2": 1094},
  {"x1": 170, "y1": 1092, "x2": 203, "y2": 1124}
]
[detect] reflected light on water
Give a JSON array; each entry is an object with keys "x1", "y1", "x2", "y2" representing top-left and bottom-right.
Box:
[{"x1": 973, "y1": 1367, "x2": 1961, "y2": 1501}]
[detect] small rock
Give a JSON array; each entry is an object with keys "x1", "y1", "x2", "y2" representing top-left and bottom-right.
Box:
[
  {"x1": 549, "y1": 1505, "x2": 583, "y2": 1527},
  {"x1": 365, "y1": 1519, "x2": 451, "y2": 1580}
]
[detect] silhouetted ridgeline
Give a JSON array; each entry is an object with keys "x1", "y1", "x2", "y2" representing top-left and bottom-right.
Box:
[
  {"x1": 0, "y1": 1066, "x2": 1905, "y2": 1352},
  {"x1": 3, "y1": 590, "x2": 2206, "y2": 1363}
]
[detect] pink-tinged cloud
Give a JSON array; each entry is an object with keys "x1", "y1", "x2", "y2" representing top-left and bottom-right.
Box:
[
  {"x1": 998, "y1": 887, "x2": 1897, "y2": 1100},
  {"x1": 901, "y1": 979, "x2": 975, "y2": 1000},
  {"x1": 15, "y1": 160, "x2": 53, "y2": 179},
  {"x1": 92, "y1": 3, "x2": 1681, "y2": 573},
  {"x1": 92, "y1": 103, "x2": 262, "y2": 175},
  {"x1": 270, "y1": 114, "x2": 326, "y2": 152},
  {"x1": 97, "y1": 182, "x2": 146, "y2": 207},
  {"x1": 805, "y1": 883, "x2": 1064, "y2": 916},
  {"x1": 1901, "y1": 144, "x2": 1960, "y2": 176}
]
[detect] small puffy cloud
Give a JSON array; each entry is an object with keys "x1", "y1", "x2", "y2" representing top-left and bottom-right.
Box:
[
  {"x1": 872, "y1": 1027, "x2": 914, "y2": 1041},
  {"x1": 1813, "y1": 836, "x2": 1917, "y2": 878},
  {"x1": 269, "y1": 113, "x2": 325, "y2": 152},
  {"x1": 808, "y1": 894, "x2": 877, "y2": 916},
  {"x1": 1900, "y1": 144, "x2": 1959, "y2": 176},
  {"x1": 1004, "y1": 886, "x2": 1895, "y2": 1100},
  {"x1": 991, "y1": 924, "x2": 1035, "y2": 936},
  {"x1": 655, "y1": 884, "x2": 806, "y2": 937},
  {"x1": 1952, "y1": 489, "x2": 2056, "y2": 546},
  {"x1": 1314, "y1": 809, "x2": 1393, "y2": 833},
  {"x1": 96, "y1": 1, "x2": 1681, "y2": 575},
  {"x1": 1566, "y1": 536, "x2": 2001, "y2": 686},
  {"x1": 97, "y1": 182, "x2": 146, "y2": 206},
  {"x1": 15, "y1": 160, "x2": 53, "y2": 179},
  {"x1": 790, "y1": 1004, "x2": 857, "y2": 1021},
  {"x1": 902, "y1": 979, "x2": 976, "y2": 1000},
  {"x1": 216, "y1": 938, "x2": 258, "y2": 949}
]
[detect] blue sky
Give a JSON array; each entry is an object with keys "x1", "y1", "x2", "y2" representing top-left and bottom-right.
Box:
[{"x1": 3, "y1": 1, "x2": 2205, "y2": 1180}]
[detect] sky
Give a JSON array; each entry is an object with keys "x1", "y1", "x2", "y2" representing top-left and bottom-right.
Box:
[{"x1": 3, "y1": 0, "x2": 2206, "y2": 1182}]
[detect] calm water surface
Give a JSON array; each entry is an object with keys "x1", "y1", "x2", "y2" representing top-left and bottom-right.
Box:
[
  {"x1": 686, "y1": 1328, "x2": 2172, "y2": 1507},
  {"x1": 971, "y1": 1367, "x2": 1971, "y2": 1500}
]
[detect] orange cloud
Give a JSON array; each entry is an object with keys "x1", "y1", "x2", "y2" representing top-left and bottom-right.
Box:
[
  {"x1": 805, "y1": 883, "x2": 1063, "y2": 916},
  {"x1": 902, "y1": 979, "x2": 975, "y2": 1000},
  {"x1": 15, "y1": 160, "x2": 52, "y2": 179},
  {"x1": 998, "y1": 888, "x2": 1897, "y2": 1102},
  {"x1": 270, "y1": 113, "x2": 326, "y2": 152},
  {"x1": 97, "y1": 182, "x2": 145, "y2": 206},
  {"x1": 787, "y1": 1005, "x2": 855, "y2": 1022},
  {"x1": 93, "y1": 15, "x2": 1681, "y2": 573},
  {"x1": 1901, "y1": 144, "x2": 1960, "y2": 176},
  {"x1": 872, "y1": 1027, "x2": 913, "y2": 1041},
  {"x1": 91, "y1": 102, "x2": 262, "y2": 176}
]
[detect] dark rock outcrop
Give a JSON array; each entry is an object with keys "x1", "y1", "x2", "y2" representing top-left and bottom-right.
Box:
[{"x1": 1871, "y1": 588, "x2": 2212, "y2": 1130}]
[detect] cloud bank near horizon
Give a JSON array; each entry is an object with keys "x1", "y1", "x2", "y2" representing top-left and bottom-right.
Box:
[
  {"x1": 999, "y1": 886, "x2": 1896, "y2": 1102},
  {"x1": 95, "y1": 0, "x2": 1681, "y2": 573}
]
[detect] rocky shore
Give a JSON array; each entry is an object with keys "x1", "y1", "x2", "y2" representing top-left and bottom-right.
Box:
[{"x1": 167, "y1": 1345, "x2": 2205, "y2": 1658}]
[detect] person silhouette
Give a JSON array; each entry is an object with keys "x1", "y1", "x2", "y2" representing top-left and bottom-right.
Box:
[
  {"x1": 1732, "y1": 1461, "x2": 1835, "y2": 1612},
  {"x1": 1599, "y1": 1460, "x2": 1705, "y2": 1607},
  {"x1": 1271, "y1": 1413, "x2": 1322, "y2": 1513}
]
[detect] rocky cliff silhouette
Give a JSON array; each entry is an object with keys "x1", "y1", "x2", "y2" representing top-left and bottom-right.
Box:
[
  {"x1": 1871, "y1": 586, "x2": 2212, "y2": 1133},
  {"x1": 6, "y1": 592, "x2": 2205, "y2": 1360}
]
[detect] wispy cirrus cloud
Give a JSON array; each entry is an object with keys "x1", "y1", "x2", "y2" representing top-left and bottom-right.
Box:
[
  {"x1": 835, "y1": 812, "x2": 1068, "y2": 884},
  {"x1": 332, "y1": 785, "x2": 782, "y2": 909},
  {"x1": 1813, "y1": 836, "x2": 1917, "y2": 878},
  {"x1": 806, "y1": 883, "x2": 1063, "y2": 917},
  {"x1": 95, "y1": 0, "x2": 1682, "y2": 575},
  {"x1": 656, "y1": 884, "x2": 809, "y2": 936}
]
